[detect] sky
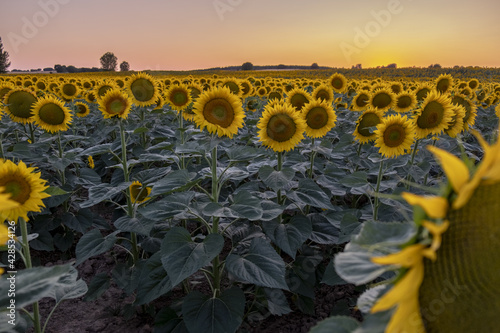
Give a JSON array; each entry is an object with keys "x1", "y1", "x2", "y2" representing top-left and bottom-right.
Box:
[{"x1": 0, "y1": 0, "x2": 499, "y2": 71}]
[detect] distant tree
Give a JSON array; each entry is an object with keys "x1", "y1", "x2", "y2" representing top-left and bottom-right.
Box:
[
  {"x1": 54, "y1": 64, "x2": 67, "y2": 73},
  {"x1": 66, "y1": 65, "x2": 77, "y2": 73},
  {"x1": 120, "y1": 61, "x2": 130, "y2": 71},
  {"x1": 277, "y1": 64, "x2": 287, "y2": 69},
  {"x1": 43, "y1": 67, "x2": 54, "y2": 72},
  {"x1": 429, "y1": 64, "x2": 442, "y2": 69},
  {"x1": 100, "y1": 52, "x2": 117, "y2": 71},
  {"x1": 386, "y1": 63, "x2": 397, "y2": 68},
  {"x1": 311, "y1": 63, "x2": 319, "y2": 69},
  {"x1": 241, "y1": 62, "x2": 253, "y2": 70},
  {"x1": 0, "y1": 37, "x2": 11, "y2": 73}
]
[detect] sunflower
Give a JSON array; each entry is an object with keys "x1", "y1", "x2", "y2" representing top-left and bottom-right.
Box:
[
  {"x1": 347, "y1": 132, "x2": 500, "y2": 333},
  {"x1": 415, "y1": 84, "x2": 432, "y2": 102},
  {"x1": 268, "y1": 90, "x2": 282, "y2": 101},
  {"x1": 98, "y1": 89, "x2": 133, "y2": 120},
  {"x1": 451, "y1": 94, "x2": 477, "y2": 131},
  {"x1": 3, "y1": 88, "x2": 37, "y2": 124},
  {"x1": 94, "y1": 81, "x2": 118, "y2": 99},
  {"x1": 257, "y1": 102, "x2": 306, "y2": 152},
  {"x1": 445, "y1": 105, "x2": 466, "y2": 138},
  {"x1": 129, "y1": 180, "x2": 152, "y2": 204},
  {"x1": 351, "y1": 91, "x2": 371, "y2": 111},
  {"x1": 0, "y1": 187, "x2": 20, "y2": 212},
  {"x1": 87, "y1": 156, "x2": 95, "y2": 169},
  {"x1": 31, "y1": 95, "x2": 73, "y2": 133},
  {"x1": 286, "y1": 88, "x2": 311, "y2": 112},
  {"x1": 467, "y1": 78, "x2": 479, "y2": 90},
  {"x1": 188, "y1": 83, "x2": 203, "y2": 99},
  {"x1": 328, "y1": 73, "x2": 348, "y2": 93},
  {"x1": 75, "y1": 102, "x2": 90, "y2": 117},
  {"x1": 353, "y1": 108, "x2": 384, "y2": 143},
  {"x1": 369, "y1": 88, "x2": 396, "y2": 112},
  {"x1": 126, "y1": 72, "x2": 160, "y2": 107},
  {"x1": 312, "y1": 84, "x2": 334, "y2": 104},
  {"x1": 413, "y1": 90, "x2": 454, "y2": 139},
  {"x1": 394, "y1": 91, "x2": 417, "y2": 113},
  {"x1": 374, "y1": 114, "x2": 415, "y2": 158},
  {"x1": 434, "y1": 74, "x2": 454, "y2": 94},
  {"x1": 239, "y1": 80, "x2": 254, "y2": 99},
  {"x1": 0, "y1": 160, "x2": 50, "y2": 222},
  {"x1": 192, "y1": 86, "x2": 245, "y2": 138},
  {"x1": 221, "y1": 78, "x2": 243, "y2": 98},
  {"x1": 59, "y1": 82, "x2": 80, "y2": 100},
  {"x1": 0, "y1": 82, "x2": 14, "y2": 101},
  {"x1": 496, "y1": 103, "x2": 500, "y2": 119},
  {"x1": 389, "y1": 82, "x2": 403, "y2": 95},
  {"x1": 301, "y1": 100, "x2": 336, "y2": 138},
  {"x1": 166, "y1": 84, "x2": 192, "y2": 112}
]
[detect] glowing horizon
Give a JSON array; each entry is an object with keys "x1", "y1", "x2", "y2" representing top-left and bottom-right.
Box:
[{"x1": 1, "y1": 0, "x2": 499, "y2": 72}]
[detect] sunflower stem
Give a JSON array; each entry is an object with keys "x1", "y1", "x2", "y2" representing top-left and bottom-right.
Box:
[
  {"x1": 19, "y1": 217, "x2": 42, "y2": 333},
  {"x1": 0, "y1": 134, "x2": 5, "y2": 159},
  {"x1": 57, "y1": 132, "x2": 69, "y2": 212},
  {"x1": 210, "y1": 145, "x2": 221, "y2": 296},
  {"x1": 179, "y1": 110, "x2": 185, "y2": 169},
  {"x1": 374, "y1": 160, "x2": 384, "y2": 221},
  {"x1": 308, "y1": 138, "x2": 316, "y2": 179},
  {"x1": 28, "y1": 122, "x2": 35, "y2": 143},
  {"x1": 119, "y1": 119, "x2": 139, "y2": 264},
  {"x1": 277, "y1": 151, "x2": 284, "y2": 223},
  {"x1": 405, "y1": 139, "x2": 420, "y2": 189}
]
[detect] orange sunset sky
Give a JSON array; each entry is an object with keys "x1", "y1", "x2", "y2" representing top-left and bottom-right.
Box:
[{"x1": 1, "y1": 0, "x2": 499, "y2": 71}]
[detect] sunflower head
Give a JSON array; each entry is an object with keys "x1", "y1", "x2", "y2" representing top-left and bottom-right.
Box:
[
  {"x1": 312, "y1": 84, "x2": 334, "y2": 104},
  {"x1": 59, "y1": 82, "x2": 80, "y2": 100},
  {"x1": 415, "y1": 84, "x2": 432, "y2": 102},
  {"x1": 221, "y1": 78, "x2": 243, "y2": 97},
  {"x1": 126, "y1": 72, "x2": 160, "y2": 107},
  {"x1": 374, "y1": 114, "x2": 415, "y2": 158},
  {"x1": 0, "y1": 160, "x2": 50, "y2": 222},
  {"x1": 328, "y1": 73, "x2": 348, "y2": 93},
  {"x1": 414, "y1": 90, "x2": 454, "y2": 139},
  {"x1": 445, "y1": 105, "x2": 466, "y2": 138},
  {"x1": 192, "y1": 86, "x2": 245, "y2": 138},
  {"x1": 451, "y1": 94, "x2": 477, "y2": 131},
  {"x1": 166, "y1": 84, "x2": 192, "y2": 112},
  {"x1": 87, "y1": 156, "x2": 95, "y2": 169},
  {"x1": 32, "y1": 95, "x2": 73, "y2": 133},
  {"x1": 3, "y1": 88, "x2": 37, "y2": 124},
  {"x1": 435, "y1": 74, "x2": 454, "y2": 94},
  {"x1": 351, "y1": 92, "x2": 371, "y2": 111},
  {"x1": 129, "y1": 180, "x2": 152, "y2": 204},
  {"x1": 98, "y1": 89, "x2": 133, "y2": 120},
  {"x1": 394, "y1": 92, "x2": 417, "y2": 113},
  {"x1": 369, "y1": 88, "x2": 396, "y2": 112},
  {"x1": 353, "y1": 108, "x2": 383, "y2": 143},
  {"x1": 75, "y1": 102, "x2": 90, "y2": 118},
  {"x1": 286, "y1": 88, "x2": 311, "y2": 112},
  {"x1": 302, "y1": 100, "x2": 337, "y2": 138}
]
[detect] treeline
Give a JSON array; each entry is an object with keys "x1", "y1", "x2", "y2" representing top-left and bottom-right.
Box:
[{"x1": 53, "y1": 64, "x2": 106, "y2": 73}]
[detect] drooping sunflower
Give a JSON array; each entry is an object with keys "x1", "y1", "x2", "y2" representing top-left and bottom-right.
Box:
[
  {"x1": 3, "y1": 88, "x2": 37, "y2": 124},
  {"x1": 394, "y1": 91, "x2": 417, "y2": 113},
  {"x1": 129, "y1": 180, "x2": 152, "y2": 204},
  {"x1": 434, "y1": 74, "x2": 454, "y2": 94},
  {"x1": 369, "y1": 88, "x2": 396, "y2": 112},
  {"x1": 286, "y1": 88, "x2": 312, "y2": 112},
  {"x1": 328, "y1": 73, "x2": 348, "y2": 93},
  {"x1": 335, "y1": 132, "x2": 500, "y2": 333},
  {"x1": 126, "y1": 72, "x2": 160, "y2": 107},
  {"x1": 301, "y1": 100, "x2": 337, "y2": 138},
  {"x1": 312, "y1": 84, "x2": 334, "y2": 104},
  {"x1": 351, "y1": 91, "x2": 371, "y2": 111},
  {"x1": 31, "y1": 95, "x2": 73, "y2": 133},
  {"x1": 374, "y1": 114, "x2": 415, "y2": 158},
  {"x1": 74, "y1": 102, "x2": 90, "y2": 118},
  {"x1": 257, "y1": 102, "x2": 306, "y2": 152},
  {"x1": 413, "y1": 90, "x2": 454, "y2": 139},
  {"x1": 451, "y1": 94, "x2": 477, "y2": 131},
  {"x1": 166, "y1": 84, "x2": 192, "y2": 112},
  {"x1": 98, "y1": 89, "x2": 133, "y2": 119},
  {"x1": 192, "y1": 86, "x2": 245, "y2": 138},
  {"x1": 353, "y1": 108, "x2": 384, "y2": 143},
  {"x1": 445, "y1": 105, "x2": 466, "y2": 138},
  {"x1": 0, "y1": 159, "x2": 50, "y2": 222}
]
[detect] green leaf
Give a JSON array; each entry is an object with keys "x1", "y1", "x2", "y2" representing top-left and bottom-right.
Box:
[
  {"x1": 353, "y1": 221, "x2": 417, "y2": 249},
  {"x1": 260, "y1": 200, "x2": 284, "y2": 221},
  {"x1": 338, "y1": 213, "x2": 362, "y2": 244},
  {"x1": 262, "y1": 215, "x2": 312, "y2": 259},
  {"x1": 182, "y1": 287, "x2": 245, "y2": 333},
  {"x1": 136, "y1": 253, "x2": 173, "y2": 305},
  {"x1": 133, "y1": 127, "x2": 149, "y2": 134},
  {"x1": 258, "y1": 165, "x2": 295, "y2": 192},
  {"x1": 203, "y1": 202, "x2": 238, "y2": 219},
  {"x1": 225, "y1": 238, "x2": 288, "y2": 290},
  {"x1": 161, "y1": 227, "x2": 224, "y2": 287},
  {"x1": 81, "y1": 143, "x2": 112, "y2": 156},
  {"x1": 114, "y1": 215, "x2": 155, "y2": 236},
  {"x1": 321, "y1": 260, "x2": 347, "y2": 286},
  {"x1": 46, "y1": 266, "x2": 88, "y2": 303},
  {"x1": 288, "y1": 178, "x2": 335, "y2": 209},
  {"x1": 75, "y1": 229, "x2": 118, "y2": 266},
  {"x1": 230, "y1": 191, "x2": 263, "y2": 221},
  {"x1": 84, "y1": 273, "x2": 110, "y2": 301},
  {"x1": 79, "y1": 182, "x2": 130, "y2": 208},
  {"x1": 44, "y1": 186, "x2": 68, "y2": 196},
  {"x1": 155, "y1": 307, "x2": 188, "y2": 333},
  {"x1": 309, "y1": 213, "x2": 340, "y2": 244},
  {"x1": 309, "y1": 316, "x2": 360, "y2": 333},
  {"x1": 0, "y1": 265, "x2": 71, "y2": 309},
  {"x1": 139, "y1": 191, "x2": 195, "y2": 221},
  {"x1": 334, "y1": 248, "x2": 392, "y2": 285},
  {"x1": 263, "y1": 288, "x2": 292, "y2": 316},
  {"x1": 340, "y1": 171, "x2": 368, "y2": 188},
  {"x1": 151, "y1": 169, "x2": 196, "y2": 196},
  {"x1": 29, "y1": 230, "x2": 54, "y2": 251}
]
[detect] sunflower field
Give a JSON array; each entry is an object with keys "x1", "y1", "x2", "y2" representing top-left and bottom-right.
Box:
[{"x1": 0, "y1": 69, "x2": 499, "y2": 333}]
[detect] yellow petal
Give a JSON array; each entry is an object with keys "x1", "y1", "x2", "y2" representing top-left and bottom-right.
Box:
[
  {"x1": 0, "y1": 192, "x2": 20, "y2": 210},
  {"x1": 371, "y1": 260, "x2": 424, "y2": 313},
  {"x1": 423, "y1": 220, "x2": 450, "y2": 253},
  {"x1": 427, "y1": 146, "x2": 469, "y2": 193},
  {"x1": 402, "y1": 193, "x2": 448, "y2": 219},
  {"x1": 385, "y1": 296, "x2": 426, "y2": 333},
  {"x1": 372, "y1": 244, "x2": 426, "y2": 268}
]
